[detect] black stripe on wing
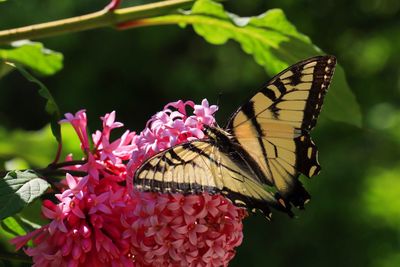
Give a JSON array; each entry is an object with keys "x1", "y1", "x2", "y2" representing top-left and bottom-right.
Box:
[
  {"x1": 134, "y1": 140, "x2": 294, "y2": 219},
  {"x1": 135, "y1": 178, "x2": 294, "y2": 219},
  {"x1": 295, "y1": 134, "x2": 321, "y2": 178},
  {"x1": 301, "y1": 56, "x2": 336, "y2": 131},
  {"x1": 225, "y1": 55, "x2": 336, "y2": 132}
]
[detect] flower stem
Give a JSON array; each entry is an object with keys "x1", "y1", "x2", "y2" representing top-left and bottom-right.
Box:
[
  {"x1": 0, "y1": 0, "x2": 195, "y2": 45},
  {"x1": 105, "y1": 0, "x2": 123, "y2": 11},
  {"x1": 51, "y1": 141, "x2": 63, "y2": 165},
  {"x1": 47, "y1": 160, "x2": 86, "y2": 169}
]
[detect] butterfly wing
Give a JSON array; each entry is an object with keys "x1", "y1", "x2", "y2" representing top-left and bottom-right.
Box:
[
  {"x1": 134, "y1": 140, "x2": 292, "y2": 218},
  {"x1": 225, "y1": 55, "x2": 336, "y2": 208}
]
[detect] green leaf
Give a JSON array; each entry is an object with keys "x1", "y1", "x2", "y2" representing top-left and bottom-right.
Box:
[
  {"x1": 0, "y1": 170, "x2": 50, "y2": 220},
  {"x1": 1, "y1": 213, "x2": 42, "y2": 238},
  {"x1": 142, "y1": 0, "x2": 362, "y2": 126},
  {"x1": 0, "y1": 41, "x2": 63, "y2": 76},
  {"x1": 323, "y1": 66, "x2": 362, "y2": 127},
  {"x1": 193, "y1": 0, "x2": 361, "y2": 126},
  {"x1": 1, "y1": 216, "x2": 27, "y2": 237},
  {"x1": 8, "y1": 63, "x2": 61, "y2": 143},
  {"x1": 191, "y1": 2, "x2": 313, "y2": 75}
]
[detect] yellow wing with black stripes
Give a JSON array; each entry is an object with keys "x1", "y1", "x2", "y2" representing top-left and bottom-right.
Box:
[
  {"x1": 134, "y1": 140, "x2": 292, "y2": 219},
  {"x1": 226, "y1": 55, "x2": 336, "y2": 208}
]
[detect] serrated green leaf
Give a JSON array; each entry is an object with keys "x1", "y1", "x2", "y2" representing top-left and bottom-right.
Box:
[
  {"x1": 8, "y1": 63, "x2": 61, "y2": 143},
  {"x1": 141, "y1": 0, "x2": 362, "y2": 126},
  {"x1": 190, "y1": 2, "x2": 314, "y2": 75},
  {"x1": 0, "y1": 170, "x2": 50, "y2": 220},
  {"x1": 192, "y1": 0, "x2": 361, "y2": 126},
  {"x1": 0, "y1": 41, "x2": 63, "y2": 76}
]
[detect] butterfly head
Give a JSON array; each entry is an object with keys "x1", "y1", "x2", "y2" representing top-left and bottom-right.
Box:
[{"x1": 203, "y1": 125, "x2": 232, "y2": 143}]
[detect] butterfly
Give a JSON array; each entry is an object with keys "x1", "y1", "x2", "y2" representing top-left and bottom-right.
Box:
[{"x1": 134, "y1": 55, "x2": 336, "y2": 219}]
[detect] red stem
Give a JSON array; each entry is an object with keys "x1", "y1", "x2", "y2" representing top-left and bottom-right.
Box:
[
  {"x1": 105, "y1": 0, "x2": 122, "y2": 11},
  {"x1": 51, "y1": 141, "x2": 62, "y2": 165},
  {"x1": 117, "y1": 20, "x2": 145, "y2": 30}
]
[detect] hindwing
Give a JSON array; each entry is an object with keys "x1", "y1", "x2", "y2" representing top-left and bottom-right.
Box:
[{"x1": 134, "y1": 140, "x2": 292, "y2": 218}]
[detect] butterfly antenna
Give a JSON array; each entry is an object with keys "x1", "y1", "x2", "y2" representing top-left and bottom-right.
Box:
[{"x1": 215, "y1": 92, "x2": 223, "y2": 128}]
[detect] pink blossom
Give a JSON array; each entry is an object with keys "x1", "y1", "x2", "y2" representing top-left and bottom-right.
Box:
[
  {"x1": 12, "y1": 110, "x2": 134, "y2": 266},
  {"x1": 124, "y1": 192, "x2": 244, "y2": 267},
  {"x1": 58, "y1": 196, "x2": 85, "y2": 219},
  {"x1": 190, "y1": 98, "x2": 219, "y2": 128},
  {"x1": 101, "y1": 111, "x2": 123, "y2": 137},
  {"x1": 127, "y1": 99, "x2": 219, "y2": 179},
  {"x1": 125, "y1": 99, "x2": 244, "y2": 266},
  {"x1": 12, "y1": 100, "x2": 245, "y2": 267},
  {"x1": 9, "y1": 228, "x2": 43, "y2": 250},
  {"x1": 95, "y1": 130, "x2": 137, "y2": 163},
  {"x1": 87, "y1": 192, "x2": 112, "y2": 214},
  {"x1": 60, "y1": 110, "x2": 90, "y2": 152},
  {"x1": 60, "y1": 173, "x2": 87, "y2": 200},
  {"x1": 41, "y1": 200, "x2": 69, "y2": 234}
]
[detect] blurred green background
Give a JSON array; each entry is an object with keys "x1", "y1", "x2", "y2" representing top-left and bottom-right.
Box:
[{"x1": 0, "y1": 0, "x2": 400, "y2": 266}]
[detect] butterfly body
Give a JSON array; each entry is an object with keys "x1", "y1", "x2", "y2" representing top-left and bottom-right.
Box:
[
  {"x1": 134, "y1": 55, "x2": 337, "y2": 219},
  {"x1": 204, "y1": 125, "x2": 275, "y2": 186}
]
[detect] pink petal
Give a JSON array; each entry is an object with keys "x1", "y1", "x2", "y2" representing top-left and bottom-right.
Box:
[
  {"x1": 195, "y1": 224, "x2": 208, "y2": 233},
  {"x1": 97, "y1": 204, "x2": 112, "y2": 214},
  {"x1": 58, "y1": 221, "x2": 68, "y2": 233},
  {"x1": 71, "y1": 245, "x2": 82, "y2": 260},
  {"x1": 65, "y1": 173, "x2": 77, "y2": 188},
  {"x1": 169, "y1": 248, "x2": 181, "y2": 261},
  {"x1": 173, "y1": 225, "x2": 188, "y2": 235},
  {"x1": 96, "y1": 192, "x2": 109, "y2": 203},
  {"x1": 182, "y1": 205, "x2": 196, "y2": 215},
  {"x1": 71, "y1": 207, "x2": 85, "y2": 219},
  {"x1": 41, "y1": 206, "x2": 55, "y2": 219},
  {"x1": 188, "y1": 231, "x2": 197, "y2": 246},
  {"x1": 153, "y1": 245, "x2": 168, "y2": 256}
]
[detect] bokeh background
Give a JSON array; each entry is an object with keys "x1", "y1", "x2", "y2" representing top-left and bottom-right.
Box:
[{"x1": 1, "y1": 0, "x2": 400, "y2": 266}]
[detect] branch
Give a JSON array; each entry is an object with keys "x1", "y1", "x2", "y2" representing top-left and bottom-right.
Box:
[
  {"x1": 40, "y1": 169, "x2": 88, "y2": 177},
  {"x1": 47, "y1": 160, "x2": 86, "y2": 169},
  {"x1": 0, "y1": 0, "x2": 195, "y2": 45}
]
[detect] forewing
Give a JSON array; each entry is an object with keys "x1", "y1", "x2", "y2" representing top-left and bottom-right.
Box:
[{"x1": 226, "y1": 55, "x2": 336, "y2": 207}]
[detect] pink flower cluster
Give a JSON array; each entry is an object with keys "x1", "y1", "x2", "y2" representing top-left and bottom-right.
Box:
[
  {"x1": 11, "y1": 100, "x2": 246, "y2": 267},
  {"x1": 127, "y1": 99, "x2": 219, "y2": 173}
]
